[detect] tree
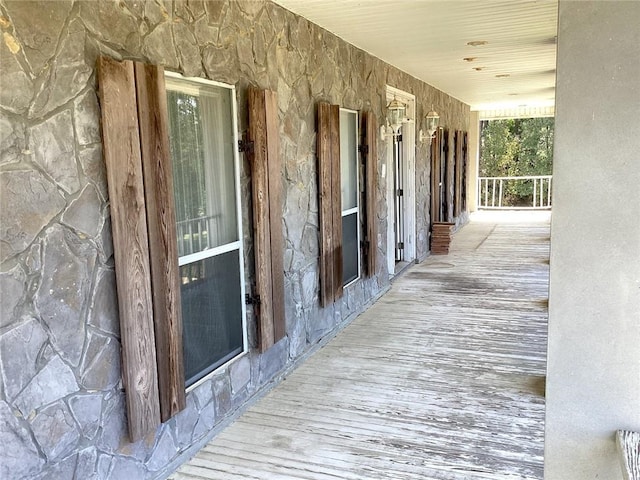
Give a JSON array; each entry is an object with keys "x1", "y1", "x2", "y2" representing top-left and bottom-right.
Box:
[{"x1": 480, "y1": 117, "x2": 554, "y2": 206}]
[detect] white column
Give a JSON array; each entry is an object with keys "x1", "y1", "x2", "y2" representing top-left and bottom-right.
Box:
[{"x1": 467, "y1": 111, "x2": 480, "y2": 212}]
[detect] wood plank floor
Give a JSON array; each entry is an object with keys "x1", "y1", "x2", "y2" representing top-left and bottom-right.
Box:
[{"x1": 169, "y1": 211, "x2": 551, "y2": 480}]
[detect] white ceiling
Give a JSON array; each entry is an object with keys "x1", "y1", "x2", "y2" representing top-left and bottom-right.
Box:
[{"x1": 272, "y1": 0, "x2": 558, "y2": 112}]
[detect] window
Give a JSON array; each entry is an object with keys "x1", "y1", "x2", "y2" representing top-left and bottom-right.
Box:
[
  {"x1": 165, "y1": 74, "x2": 246, "y2": 388},
  {"x1": 340, "y1": 109, "x2": 360, "y2": 286},
  {"x1": 318, "y1": 104, "x2": 375, "y2": 306}
]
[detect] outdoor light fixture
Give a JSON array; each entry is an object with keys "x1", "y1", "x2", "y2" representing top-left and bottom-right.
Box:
[
  {"x1": 381, "y1": 96, "x2": 408, "y2": 139},
  {"x1": 419, "y1": 107, "x2": 440, "y2": 143}
]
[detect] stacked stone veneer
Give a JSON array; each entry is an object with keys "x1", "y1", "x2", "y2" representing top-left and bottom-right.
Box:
[{"x1": 0, "y1": 1, "x2": 470, "y2": 478}]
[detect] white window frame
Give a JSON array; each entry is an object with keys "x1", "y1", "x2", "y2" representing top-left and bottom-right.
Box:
[
  {"x1": 340, "y1": 107, "x2": 361, "y2": 288},
  {"x1": 164, "y1": 72, "x2": 248, "y2": 393}
]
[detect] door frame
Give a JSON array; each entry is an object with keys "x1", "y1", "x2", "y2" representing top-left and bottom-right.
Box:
[{"x1": 384, "y1": 85, "x2": 416, "y2": 276}]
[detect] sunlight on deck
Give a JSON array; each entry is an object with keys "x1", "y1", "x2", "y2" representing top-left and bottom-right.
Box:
[{"x1": 170, "y1": 211, "x2": 551, "y2": 480}]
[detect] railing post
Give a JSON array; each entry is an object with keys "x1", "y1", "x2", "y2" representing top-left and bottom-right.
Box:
[
  {"x1": 547, "y1": 177, "x2": 552, "y2": 207},
  {"x1": 498, "y1": 179, "x2": 503, "y2": 208},
  {"x1": 533, "y1": 179, "x2": 537, "y2": 208}
]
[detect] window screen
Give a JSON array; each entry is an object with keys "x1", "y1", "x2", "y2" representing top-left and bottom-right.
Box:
[
  {"x1": 167, "y1": 87, "x2": 238, "y2": 257},
  {"x1": 340, "y1": 109, "x2": 360, "y2": 286},
  {"x1": 180, "y1": 250, "x2": 243, "y2": 385},
  {"x1": 166, "y1": 75, "x2": 245, "y2": 388}
]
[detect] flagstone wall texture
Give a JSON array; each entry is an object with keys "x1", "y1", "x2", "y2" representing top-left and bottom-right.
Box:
[{"x1": 0, "y1": 1, "x2": 469, "y2": 478}]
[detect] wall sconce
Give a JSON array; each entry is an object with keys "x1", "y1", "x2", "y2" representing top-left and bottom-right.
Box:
[
  {"x1": 381, "y1": 96, "x2": 408, "y2": 139},
  {"x1": 419, "y1": 108, "x2": 440, "y2": 143}
]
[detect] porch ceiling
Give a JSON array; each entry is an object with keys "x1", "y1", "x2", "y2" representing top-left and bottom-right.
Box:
[{"x1": 272, "y1": 0, "x2": 558, "y2": 112}]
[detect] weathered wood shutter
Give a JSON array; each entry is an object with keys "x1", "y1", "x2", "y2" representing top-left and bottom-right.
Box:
[
  {"x1": 454, "y1": 130, "x2": 463, "y2": 218},
  {"x1": 430, "y1": 127, "x2": 442, "y2": 224},
  {"x1": 361, "y1": 111, "x2": 378, "y2": 277},
  {"x1": 461, "y1": 131, "x2": 468, "y2": 211},
  {"x1": 97, "y1": 57, "x2": 185, "y2": 440},
  {"x1": 445, "y1": 129, "x2": 454, "y2": 222},
  {"x1": 317, "y1": 103, "x2": 343, "y2": 307},
  {"x1": 246, "y1": 88, "x2": 286, "y2": 352},
  {"x1": 134, "y1": 63, "x2": 185, "y2": 422}
]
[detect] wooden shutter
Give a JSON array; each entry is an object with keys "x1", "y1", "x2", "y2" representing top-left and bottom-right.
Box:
[
  {"x1": 247, "y1": 88, "x2": 286, "y2": 352},
  {"x1": 442, "y1": 129, "x2": 450, "y2": 223},
  {"x1": 462, "y1": 131, "x2": 468, "y2": 211},
  {"x1": 134, "y1": 63, "x2": 185, "y2": 421},
  {"x1": 430, "y1": 127, "x2": 442, "y2": 225},
  {"x1": 98, "y1": 57, "x2": 186, "y2": 440},
  {"x1": 362, "y1": 111, "x2": 378, "y2": 277},
  {"x1": 98, "y1": 57, "x2": 160, "y2": 441},
  {"x1": 445, "y1": 129, "x2": 454, "y2": 222},
  {"x1": 317, "y1": 103, "x2": 342, "y2": 307},
  {"x1": 454, "y1": 130, "x2": 463, "y2": 218}
]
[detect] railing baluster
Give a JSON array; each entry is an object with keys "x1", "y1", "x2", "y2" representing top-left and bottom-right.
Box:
[
  {"x1": 547, "y1": 177, "x2": 552, "y2": 207},
  {"x1": 533, "y1": 179, "x2": 537, "y2": 208},
  {"x1": 498, "y1": 179, "x2": 503, "y2": 208},
  {"x1": 492, "y1": 178, "x2": 496, "y2": 207},
  {"x1": 484, "y1": 178, "x2": 488, "y2": 207},
  {"x1": 540, "y1": 179, "x2": 544, "y2": 207}
]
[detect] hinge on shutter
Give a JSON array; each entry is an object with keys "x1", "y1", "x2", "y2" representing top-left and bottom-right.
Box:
[
  {"x1": 396, "y1": 189, "x2": 404, "y2": 197},
  {"x1": 358, "y1": 144, "x2": 369, "y2": 155},
  {"x1": 238, "y1": 139, "x2": 254, "y2": 153},
  {"x1": 397, "y1": 134, "x2": 403, "y2": 142},
  {"x1": 397, "y1": 242, "x2": 404, "y2": 250},
  {"x1": 245, "y1": 293, "x2": 261, "y2": 306}
]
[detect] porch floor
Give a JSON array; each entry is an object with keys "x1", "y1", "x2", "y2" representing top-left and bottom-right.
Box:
[{"x1": 169, "y1": 211, "x2": 551, "y2": 480}]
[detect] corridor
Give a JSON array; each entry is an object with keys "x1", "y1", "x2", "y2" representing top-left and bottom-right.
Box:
[{"x1": 170, "y1": 211, "x2": 551, "y2": 480}]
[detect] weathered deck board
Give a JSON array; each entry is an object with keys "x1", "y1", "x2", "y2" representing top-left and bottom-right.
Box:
[{"x1": 169, "y1": 211, "x2": 550, "y2": 480}]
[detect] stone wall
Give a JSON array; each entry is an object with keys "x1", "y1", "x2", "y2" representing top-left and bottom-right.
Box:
[{"x1": 0, "y1": 1, "x2": 470, "y2": 478}]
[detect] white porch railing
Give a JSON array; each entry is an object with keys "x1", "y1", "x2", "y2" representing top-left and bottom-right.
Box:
[
  {"x1": 176, "y1": 214, "x2": 221, "y2": 257},
  {"x1": 478, "y1": 175, "x2": 552, "y2": 209}
]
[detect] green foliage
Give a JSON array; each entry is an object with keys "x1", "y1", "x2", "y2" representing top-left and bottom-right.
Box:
[
  {"x1": 167, "y1": 91, "x2": 207, "y2": 224},
  {"x1": 480, "y1": 117, "x2": 554, "y2": 206}
]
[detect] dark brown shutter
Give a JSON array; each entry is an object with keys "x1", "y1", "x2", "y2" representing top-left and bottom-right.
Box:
[
  {"x1": 454, "y1": 130, "x2": 463, "y2": 218},
  {"x1": 317, "y1": 103, "x2": 342, "y2": 307},
  {"x1": 247, "y1": 88, "x2": 286, "y2": 352},
  {"x1": 134, "y1": 62, "x2": 186, "y2": 422},
  {"x1": 97, "y1": 57, "x2": 161, "y2": 441},
  {"x1": 362, "y1": 111, "x2": 378, "y2": 277},
  {"x1": 462, "y1": 131, "x2": 468, "y2": 211},
  {"x1": 445, "y1": 129, "x2": 454, "y2": 222},
  {"x1": 430, "y1": 127, "x2": 442, "y2": 225},
  {"x1": 330, "y1": 105, "x2": 343, "y2": 300}
]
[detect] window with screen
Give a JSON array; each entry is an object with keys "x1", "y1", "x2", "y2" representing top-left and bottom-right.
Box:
[
  {"x1": 340, "y1": 109, "x2": 360, "y2": 286},
  {"x1": 165, "y1": 74, "x2": 246, "y2": 388}
]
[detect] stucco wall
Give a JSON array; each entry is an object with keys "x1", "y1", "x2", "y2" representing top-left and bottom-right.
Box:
[
  {"x1": 545, "y1": 1, "x2": 640, "y2": 478},
  {"x1": 0, "y1": 1, "x2": 469, "y2": 478}
]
